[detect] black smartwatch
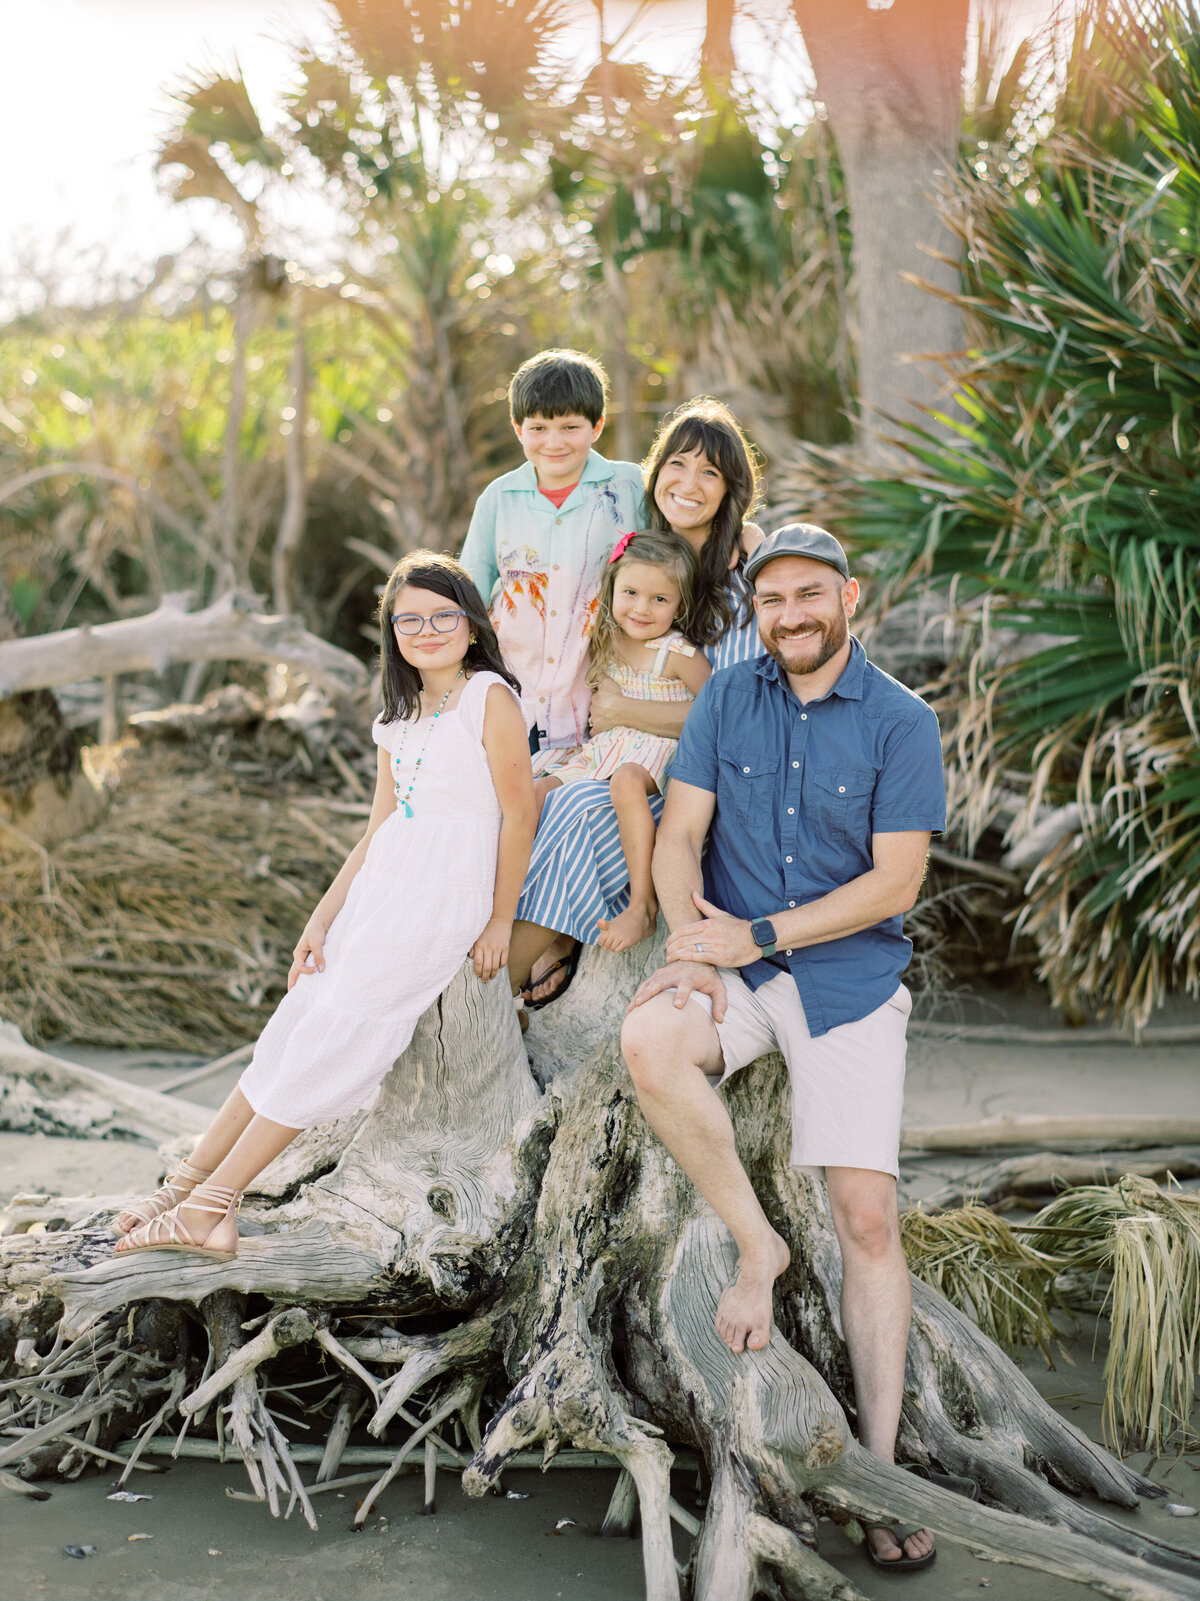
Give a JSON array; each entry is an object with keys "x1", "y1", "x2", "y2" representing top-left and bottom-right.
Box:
[{"x1": 750, "y1": 918, "x2": 778, "y2": 958}]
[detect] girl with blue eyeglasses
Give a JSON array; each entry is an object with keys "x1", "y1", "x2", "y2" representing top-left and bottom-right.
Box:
[{"x1": 113, "y1": 552, "x2": 534, "y2": 1262}]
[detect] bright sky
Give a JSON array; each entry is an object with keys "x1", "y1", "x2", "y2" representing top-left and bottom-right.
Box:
[
  {"x1": 0, "y1": 0, "x2": 799, "y2": 313},
  {"x1": 0, "y1": 0, "x2": 1054, "y2": 317},
  {"x1": 0, "y1": 0, "x2": 336, "y2": 311}
]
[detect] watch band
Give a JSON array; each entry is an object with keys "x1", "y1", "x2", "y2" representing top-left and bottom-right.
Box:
[{"x1": 750, "y1": 918, "x2": 778, "y2": 958}]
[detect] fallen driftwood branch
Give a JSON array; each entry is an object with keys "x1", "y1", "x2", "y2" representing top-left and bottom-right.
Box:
[
  {"x1": 914, "y1": 1147, "x2": 1200, "y2": 1214},
  {"x1": 124, "y1": 684, "x2": 265, "y2": 740},
  {"x1": 0, "y1": 592, "x2": 367, "y2": 699},
  {"x1": 1, "y1": 1194, "x2": 151, "y2": 1238},
  {"x1": 909, "y1": 1019, "x2": 1200, "y2": 1046},
  {"x1": 901, "y1": 1113, "x2": 1200, "y2": 1155},
  {"x1": 0, "y1": 1023, "x2": 209, "y2": 1144},
  {"x1": 927, "y1": 841, "x2": 1022, "y2": 887},
  {"x1": 158, "y1": 1044, "x2": 254, "y2": 1096}
]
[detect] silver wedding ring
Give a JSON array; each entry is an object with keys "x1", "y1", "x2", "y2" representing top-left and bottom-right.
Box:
[{"x1": 696, "y1": 943, "x2": 704, "y2": 953}]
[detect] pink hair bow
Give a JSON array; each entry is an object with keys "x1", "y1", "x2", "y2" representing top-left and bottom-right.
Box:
[{"x1": 608, "y1": 531, "x2": 636, "y2": 564}]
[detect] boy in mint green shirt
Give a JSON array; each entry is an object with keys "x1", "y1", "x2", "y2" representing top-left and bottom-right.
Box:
[{"x1": 460, "y1": 349, "x2": 645, "y2": 751}]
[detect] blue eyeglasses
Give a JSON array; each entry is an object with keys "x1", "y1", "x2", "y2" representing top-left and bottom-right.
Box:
[{"x1": 391, "y1": 609, "x2": 468, "y2": 636}]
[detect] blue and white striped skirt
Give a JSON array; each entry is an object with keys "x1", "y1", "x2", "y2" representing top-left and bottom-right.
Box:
[{"x1": 515, "y1": 779, "x2": 666, "y2": 941}]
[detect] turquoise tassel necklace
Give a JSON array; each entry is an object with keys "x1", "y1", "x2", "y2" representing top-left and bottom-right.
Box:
[{"x1": 392, "y1": 669, "x2": 463, "y2": 816}]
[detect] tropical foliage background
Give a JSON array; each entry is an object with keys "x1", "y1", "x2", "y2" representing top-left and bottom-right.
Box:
[
  {"x1": 2, "y1": 0, "x2": 1198, "y2": 1037},
  {"x1": 786, "y1": 0, "x2": 1200, "y2": 1029}
]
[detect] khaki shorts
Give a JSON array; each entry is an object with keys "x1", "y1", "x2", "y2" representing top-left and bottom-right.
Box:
[{"x1": 686, "y1": 968, "x2": 911, "y2": 1178}]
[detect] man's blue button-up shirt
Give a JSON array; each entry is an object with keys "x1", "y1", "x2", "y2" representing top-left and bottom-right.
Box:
[{"x1": 668, "y1": 639, "x2": 947, "y2": 1036}]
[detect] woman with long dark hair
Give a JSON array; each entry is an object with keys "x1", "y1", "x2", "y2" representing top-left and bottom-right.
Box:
[{"x1": 507, "y1": 398, "x2": 766, "y2": 1010}]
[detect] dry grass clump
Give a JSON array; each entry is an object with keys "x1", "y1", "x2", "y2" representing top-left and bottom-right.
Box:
[
  {"x1": 1, "y1": 740, "x2": 360, "y2": 1051},
  {"x1": 907, "y1": 1175, "x2": 1200, "y2": 1454},
  {"x1": 900, "y1": 1203, "x2": 1063, "y2": 1361},
  {"x1": 1025, "y1": 1175, "x2": 1200, "y2": 1454}
]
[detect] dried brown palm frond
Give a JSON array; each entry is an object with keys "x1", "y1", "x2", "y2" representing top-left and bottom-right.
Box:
[
  {"x1": 905, "y1": 1173, "x2": 1200, "y2": 1451},
  {"x1": 1024, "y1": 1174, "x2": 1200, "y2": 1452},
  {"x1": 1014, "y1": 684, "x2": 1200, "y2": 1029},
  {"x1": 0, "y1": 741, "x2": 359, "y2": 1052},
  {"x1": 900, "y1": 1203, "x2": 1064, "y2": 1360},
  {"x1": 902, "y1": 875, "x2": 1011, "y2": 1006}
]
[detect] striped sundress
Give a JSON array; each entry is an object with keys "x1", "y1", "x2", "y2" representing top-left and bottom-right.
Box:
[{"x1": 515, "y1": 568, "x2": 764, "y2": 944}]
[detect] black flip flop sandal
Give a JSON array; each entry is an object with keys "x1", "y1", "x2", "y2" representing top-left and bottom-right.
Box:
[
  {"x1": 522, "y1": 942, "x2": 581, "y2": 1012},
  {"x1": 865, "y1": 1523, "x2": 936, "y2": 1572}
]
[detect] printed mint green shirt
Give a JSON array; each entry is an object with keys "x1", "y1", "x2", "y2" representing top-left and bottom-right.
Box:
[{"x1": 461, "y1": 450, "x2": 646, "y2": 747}]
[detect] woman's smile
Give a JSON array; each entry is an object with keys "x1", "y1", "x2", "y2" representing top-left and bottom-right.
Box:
[{"x1": 654, "y1": 447, "x2": 727, "y2": 538}]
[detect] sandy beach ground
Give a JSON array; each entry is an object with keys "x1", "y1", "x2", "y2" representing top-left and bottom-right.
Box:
[{"x1": 3, "y1": 1010, "x2": 1198, "y2": 1601}]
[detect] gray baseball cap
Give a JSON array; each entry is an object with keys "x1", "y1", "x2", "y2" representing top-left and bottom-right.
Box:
[{"x1": 744, "y1": 523, "x2": 850, "y2": 585}]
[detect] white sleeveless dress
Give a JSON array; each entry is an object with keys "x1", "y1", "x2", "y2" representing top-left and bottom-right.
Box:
[{"x1": 238, "y1": 671, "x2": 514, "y2": 1128}]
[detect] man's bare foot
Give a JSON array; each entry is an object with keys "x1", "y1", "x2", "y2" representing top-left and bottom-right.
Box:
[
  {"x1": 714, "y1": 1230, "x2": 790, "y2": 1352},
  {"x1": 526, "y1": 935, "x2": 577, "y2": 1003},
  {"x1": 867, "y1": 1525, "x2": 936, "y2": 1564},
  {"x1": 596, "y1": 900, "x2": 658, "y2": 952}
]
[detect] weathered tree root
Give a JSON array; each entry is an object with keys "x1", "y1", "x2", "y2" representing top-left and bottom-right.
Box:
[
  {"x1": 645, "y1": 1212, "x2": 1199, "y2": 1601},
  {"x1": 0, "y1": 1307, "x2": 185, "y2": 1482},
  {"x1": 3, "y1": 939, "x2": 1199, "y2": 1601}
]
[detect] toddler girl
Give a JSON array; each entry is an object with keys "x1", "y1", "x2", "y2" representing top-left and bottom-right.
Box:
[
  {"x1": 528, "y1": 530, "x2": 709, "y2": 967},
  {"x1": 113, "y1": 552, "x2": 535, "y2": 1260}
]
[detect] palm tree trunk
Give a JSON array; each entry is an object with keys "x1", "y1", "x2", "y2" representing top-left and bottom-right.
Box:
[
  {"x1": 791, "y1": 0, "x2": 969, "y2": 451},
  {"x1": 702, "y1": 0, "x2": 736, "y2": 86},
  {"x1": 600, "y1": 245, "x2": 637, "y2": 464}
]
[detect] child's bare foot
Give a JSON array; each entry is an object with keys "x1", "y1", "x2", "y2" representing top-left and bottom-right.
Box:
[
  {"x1": 714, "y1": 1230, "x2": 790, "y2": 1353},
  {"x1": 596, "y1": 901, "x2": 658, "y2": 952}
]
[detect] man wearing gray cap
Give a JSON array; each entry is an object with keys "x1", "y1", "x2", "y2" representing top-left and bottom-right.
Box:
[{"x1": 621, "y1": 523, "x2": 947, "y2": 1570}]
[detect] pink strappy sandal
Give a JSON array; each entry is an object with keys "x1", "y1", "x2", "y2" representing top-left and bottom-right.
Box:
[
  {"x1": 114, "y1": 1157, "x2": 212, "y2": 1236},
  {"x1": 113, "y1": 1181, "x2": 243, "y2": 1260}
]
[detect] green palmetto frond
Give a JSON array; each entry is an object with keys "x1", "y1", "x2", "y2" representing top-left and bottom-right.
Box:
[
  {"x1": 156, "y1": 67, "x2": 291, "y2": 250},
  {"x1": 785, "y1": 0, "x2": 1200, "y2": 1029},
  {"x1": 168, "y1": 68, "x2": 283, "y2": 170},
  {"x1": 156, "y1": 132, "x2": 263, "y2": 239}
]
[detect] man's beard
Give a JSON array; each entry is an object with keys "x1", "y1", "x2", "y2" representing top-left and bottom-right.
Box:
[{"x1": 762, "y1": 611, "x2": 848, "y2": 676}]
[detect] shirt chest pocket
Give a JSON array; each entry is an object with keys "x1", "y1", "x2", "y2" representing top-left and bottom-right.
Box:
[
  {"x1": 718, "y1": 754, "x2": 777, "y2": 826},
  {"x1": 811, "y1": 766, "x2": 876, "y2": 844}
]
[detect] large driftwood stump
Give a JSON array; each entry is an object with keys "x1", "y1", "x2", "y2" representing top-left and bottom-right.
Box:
[{"x1": 2, "y1": 936, "x2": 1198, "y2": 1601}]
